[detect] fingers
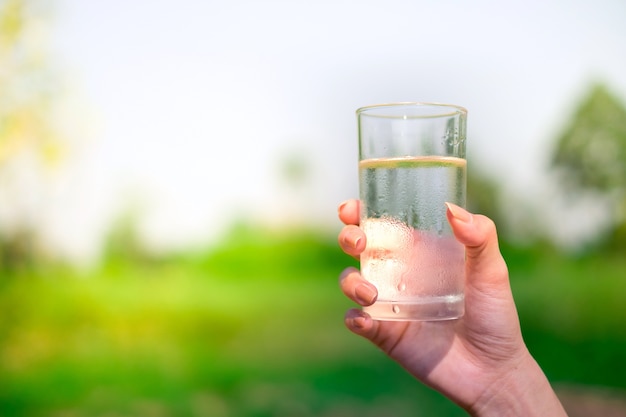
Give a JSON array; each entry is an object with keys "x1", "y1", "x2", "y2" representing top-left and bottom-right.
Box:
[
  {"x1": 338, "y1": 200, "x2": 365, "y2": 258},
  {"x1": 339, "y1": 267, "x2": 377, "y2": 306},
  {"x1": 338, "y1": 199, "x2": 375, "y2": 337},
  {"x1": 344, "y1": 308, "x2": 378, "y2": 336},
  {"x1": 344, "y1": 309, "x2": 413, "y2": 357},
  {"x1": 339, "y1": 265, "x2": 382, "y2": 344},
  {"x1": 338, "y1": 199, "x2": 360, "y2": 225},
  {"x1": 445, "y1": 203, "x2": 509, "y2": 290},
  {"x1": 338, "y1": 225, "x2": 366, "y2": 257}
]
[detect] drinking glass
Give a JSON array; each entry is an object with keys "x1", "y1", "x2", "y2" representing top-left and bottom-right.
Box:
[{"x1": 357, "y1": 102, "x2": 467, "y2": 321}]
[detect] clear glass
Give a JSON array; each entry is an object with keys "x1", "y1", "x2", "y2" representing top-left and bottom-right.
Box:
[{"x1": 356, "y1": 102, "x2": 468, "y2": 321}]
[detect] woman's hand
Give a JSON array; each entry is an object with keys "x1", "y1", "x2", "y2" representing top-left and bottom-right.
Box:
[{"x1": 337, "y1": 199, "x2": 567, "y2": 416}]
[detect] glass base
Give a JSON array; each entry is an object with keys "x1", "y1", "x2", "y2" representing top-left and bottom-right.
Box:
[{"x1": 363, "y1": 295, "x2": 464, "y2": 321}]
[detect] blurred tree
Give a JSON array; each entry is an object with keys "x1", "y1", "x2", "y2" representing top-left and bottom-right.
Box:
[
  {"x1": 550, "y1": 83, "x2": 626, "y2": 251},
  {"x1": 0, "y1": 0, "x2": 64, "y2": 272},
  {"x1": 0, "y1": 0, "x2": 61, "y2": 165},
  {"x1": 278, "y1": 148, "x2": 311, "y2": 188},
  {"x1": 466, "y1": 165, "x2": 505, "y2": 232},
  {"x1": 464, "y1": 163, "x2": 545, "y2": 252}
]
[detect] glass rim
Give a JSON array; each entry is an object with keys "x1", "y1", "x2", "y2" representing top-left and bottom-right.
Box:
[{"x1": 356, "y1": 102, "x2": 467, "y2": 119}]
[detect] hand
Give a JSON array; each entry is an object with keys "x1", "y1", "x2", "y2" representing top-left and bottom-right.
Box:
[{"x1": 337, "y1": 199, "x2": 567, "y2": 416}]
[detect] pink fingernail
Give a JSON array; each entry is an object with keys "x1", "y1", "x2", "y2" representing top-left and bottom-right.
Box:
[
  {"x1": 355, "y1": 283, "x2": 376, "y2": 305},
  {"x1": 353, "y1": 316, "x2": 367, "y2": 329},
  {"x1": 445, "y1": 202, "x2": 473, "y2": 224}
]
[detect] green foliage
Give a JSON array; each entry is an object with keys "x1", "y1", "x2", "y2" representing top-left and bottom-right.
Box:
[
  {"x1": 552, "y1": 84, "x2": 626, "y2": 193},
  {"x1": 0, "y1": 229, "x2": 37, "y2": 274},
  {"x1": 194, "y1": 222, "x2": 357, "y2": 280},
  {"x1": 0, "y1": 0, "x2": 22, "y2": 42},
  {"x1": 0, "y1": 0, "x2": 62, "y2": 165},
  {"x1": 0, "y1": 0, "x2": 66, "y2": 274},
  {"x1": 1, "y1": 228, "x2": 626, "y2": 416},
  {"x1": 550, "y1": 83, "x2": 626, "y2": 251},
  {"x1": 466, "y1": 163, "x2": 506, "y2": 231},
  {"x1": 510, "y1": 249, "x2": 626, "y2": 388}
]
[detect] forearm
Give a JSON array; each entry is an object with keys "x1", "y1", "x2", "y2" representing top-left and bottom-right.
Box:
[{"x1": 468, "y1": 352, "x2": 567, "y2": 417}]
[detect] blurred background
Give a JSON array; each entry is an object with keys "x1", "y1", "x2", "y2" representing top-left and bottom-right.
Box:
[{"x1": 1, "y1": 0, "x2": 625, "y2": 416}]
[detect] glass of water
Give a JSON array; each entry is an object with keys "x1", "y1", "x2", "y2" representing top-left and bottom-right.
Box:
[{"x1": 357, "y1": 102, "x2": 468, "y2": 321}]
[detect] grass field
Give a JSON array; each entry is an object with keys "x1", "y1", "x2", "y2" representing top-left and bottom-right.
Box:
[{"x1": 1, "y1": 227, "x2": 625, "y2": 416}]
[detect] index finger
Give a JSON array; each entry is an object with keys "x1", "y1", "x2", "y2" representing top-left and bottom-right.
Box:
[{"x1": 338, "y1": 199, "x2": 360, "y2": 225}]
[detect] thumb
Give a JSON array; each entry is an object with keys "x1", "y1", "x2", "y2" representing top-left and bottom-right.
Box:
[{"x1": 445, "y1": 203, "x2": 509, "y2": 292}]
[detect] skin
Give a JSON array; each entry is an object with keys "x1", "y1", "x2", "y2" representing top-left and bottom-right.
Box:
[{"x1": 337, "y1": 199, "x2": 567, "y2": 416}]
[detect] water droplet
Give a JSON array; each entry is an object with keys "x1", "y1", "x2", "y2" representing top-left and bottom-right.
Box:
[
  {"x1": 392, "y1": 304, "x2": 400, "y2": 314},
  {"x1": 397, "y1": 281, "x2": 406, "y2": 292},
  {"x1": 436, "y1": 218, "x2": 444, "y2": 236}
]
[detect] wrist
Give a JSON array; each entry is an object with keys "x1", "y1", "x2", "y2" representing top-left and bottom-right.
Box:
[{"x1": 468, "y1": 351, "x2": 567, "y2": 417}]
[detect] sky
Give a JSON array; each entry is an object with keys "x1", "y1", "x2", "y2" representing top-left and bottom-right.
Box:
[{"x1": 30, "y1": 0, "x2": 626, "y2": 262}]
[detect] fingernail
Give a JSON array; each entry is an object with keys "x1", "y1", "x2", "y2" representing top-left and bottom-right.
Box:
[
  {"x1": 355, "y1": 283, "x2": 376, "y2": 305},
  {"x1": 342, "y1": 234, "x2": 361, "y2": 249},
  {"x1": 338, "y1": 200, "x2": 349, "y2": 214},
  {"x1": 445, "y1": 202, "x2": 473, "y2": 224},
  {"x1": 352, "y1": 316, "x2": 368, "y2": 329}
]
